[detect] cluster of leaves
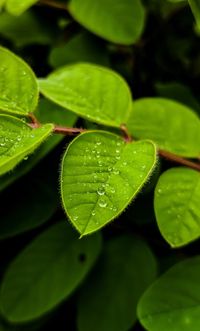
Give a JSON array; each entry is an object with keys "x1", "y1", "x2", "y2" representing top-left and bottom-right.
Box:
[{"x1": 1, "y1": 0, "x2": 200, "y2": 330}]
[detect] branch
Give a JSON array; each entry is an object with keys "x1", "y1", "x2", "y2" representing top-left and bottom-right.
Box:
[
  {"x1": 38, "y1": 0, "x2": 68, "y2": 10},
  {"x1": 53, "y1": 125, "x2": 86, "y2": 135},
  {"x1": 159, "y1": 149, "x2": 200, "y2": 172},
  {"x1": 28, "y1": 115, "x2": 200, "y2": 172}
]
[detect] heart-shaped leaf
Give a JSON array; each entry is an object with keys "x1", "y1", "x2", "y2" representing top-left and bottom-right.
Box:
[
  {"x1": 0, "y1": 222, "x2": 102, "y2": 323},
  {"x1": 137, "y1": 256, "x2": 200, "y2": 331},
  {"x1": 61, "y1": 131, "x2": 157, "y2": 236},
  {"x1": 68, "y1": 0, "x2": 145, "y2": 45},
  {"x1": 0, "y1": 114, "x2": 53, "y2": 175},
  {"x1": 0, "y1": 46, "x2": 38, "y2": 115},
  {"x1": 154, "y1": 167, "x2": 200, "y2": 247},
  {"x1": 127, "y1": 97, "x2": 200, "y2": 157},
  {"x1": 39, "y1": 63, "x2": 132, "y2": 128},
  {"x1": 78, "y1": 235, "x2": 157, "y2": 331}
]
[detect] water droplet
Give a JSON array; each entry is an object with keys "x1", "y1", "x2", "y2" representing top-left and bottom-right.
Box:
[
  {"x1": 108, "y1": 166, "x2": 113, "y2": 172},
  {"x1": 96, "y1": 141, "x2": 101, "y2": 146},
  {"x1": 23, "y1": 156, "x2": 28, "y2": 161},
  {"x1": 123, "y1": 161, "x2": 127, "y2": 166},
  {"x1": 73, "y1": 215, "x2": 78, "y2": 221},
  {"x1": 97, "y1": 186, "x2": 105, "y2": 196},
  {"x1": 91, "y1": 211, "x2": 96, "y2": 216},
  {"x1": 157, "y1": 188, "x2": 162, "y2": 194},
  {"x1": 99, "y1": 198, "x2": 107, "y2": 208},
  {"x1": 113, "y1": 169, "x2": 119, "y2": 175}
]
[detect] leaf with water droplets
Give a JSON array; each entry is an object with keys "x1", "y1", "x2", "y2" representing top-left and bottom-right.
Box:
[
  {"x1": 78, "y1": 235, "x2": 157, "y2": 331},
  {"x1": 154, "y1": 167, "x2": 200, "y2": 248},
  {"x1": 0, "y1": 222, "x2": 102, "y2": 323},
  {"x1": 127, "y1": 98, "x2": 200, "y2": 157},
  {"x1": 0, "y1": 46, "x2": 38, "y2": 115},
  {"x1": 0, "y1": 114, "x2": 53, "y2": 176},
  {"x1": 61, "y1": 131, "x2": 157, "y2": 236},
  {"x1": 39, "y1": 63, "x2": 132, "y2": 128},
  {"x1": 137, "y1": 256, "x2": 200, "y2": 331}
]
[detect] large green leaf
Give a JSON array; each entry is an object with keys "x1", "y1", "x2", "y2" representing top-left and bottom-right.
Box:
[
  {"x1": 78, "y1": 235, "x2": 157, "y2": 331},
  {"x1": 0, "y1": 47, "x2": 39, "y2": 115},
  {"x1": 0, "y1": 114, "x2": 53, "y2": 175},
  {"x1": 0, "y1": 222, "x2": 102, "y2": 323},
  {"x1": 49, "y1": 32, "x2": 109, "y2": 68},
  {"x1": 0, "y1": 178, "x2": 58, "y2": 239},
  {"x1": 127, "y1": 98, "x2": 200, "y2": 157},
  {"x1": 5, "y1": 0, "x2": 39, "y2": 16},
  {"x1": 138, "y1": 256, "x2": 200, "y2": 331},
  {"x1": 61, "y1": 131, "x2": 157, "y2": 236},
  {"x1": 154, "y1": 167, "x2": 200, "y2": 247},
  {"x1": 39, "y1": 63, "x2": 132, "y2": 128},
  {"x1": 68, "y1": 0, "x2": 145, "y2": 45}
]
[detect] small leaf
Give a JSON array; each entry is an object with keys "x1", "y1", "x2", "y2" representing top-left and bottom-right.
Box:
[
  {"x1": 154, "y1": 167, "x2": 200, "y2": 247},
  {"x1": 0, "y1": 47, "x2": 38, "y2": 115},
  {"x1": 0, "y1": 114, "x2": 53, "y2": 175},
  {"x1": 39, "y1": 63, "x2": 132, "y2": 128},
  {"x1": 0, "y1": 100, "x2": 77, "y2": 192},
  {"x1": 127, "y1": 97, "x2": 200, "y2": 157},
  {"x1": 5, "y1": 0, "x2": 39, "y2": 16},
  {"x1": 0, "y1": 11, "x2": 53, "y2": 48},
  {"x1": 61, "y1": 131, "x2": 157, "y2": 236},
  {"x1": 68, "y1": 0, "x2": 145, "y2": 45},
  {"x1": 188, "y1": 0, "x2": 200, "y2": 31},
  {"x1": 78, "y1": 235, "x2": 157, "y2": 331},
  {"x1": 0, "y1": 222, "x2": 102, "y2": 323},
  {"x1": 138, "y1": 256, "x2": 200, "y2": 331},
  {"x1": 0, "y1": 178, "x2": 58, "y2": 239},
  {"x1": 49, "y1": 32, "x2": 109, "y2": 68}
]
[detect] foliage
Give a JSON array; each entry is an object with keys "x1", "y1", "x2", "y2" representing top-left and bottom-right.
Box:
[{"x1": 0, "y1": 0, "x2": 200, "y2": 330}]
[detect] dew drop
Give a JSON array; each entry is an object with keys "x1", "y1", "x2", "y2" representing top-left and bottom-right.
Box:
[
  {"x1": 99, "y1": 199, "x2": 107, "y2": 208},
  {"x1": 97, "y1": 186, "x2": 105, "y2": 196},
  {"x1": 91, "y1": 211, "x2": 96, "y2": 216}
]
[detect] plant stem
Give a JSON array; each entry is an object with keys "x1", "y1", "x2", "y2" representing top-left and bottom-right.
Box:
[
  {"x1": 38, "y1": 0, "x2": 68, "y2": 10},
  {"x1": 159, "y1": 149, "x2": 200, "y2": 171},
  {"x1": 28, "y1": 115, "x2": 200, "y2": 171},
  {"x1": 53, "y1": 125, "x2": 86, "y2": 135}
]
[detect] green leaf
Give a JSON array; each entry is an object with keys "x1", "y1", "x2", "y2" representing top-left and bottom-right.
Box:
[
  {"x1": 78, "y1": 235, "x2": 157, "y2": 331},
  {"x1": 137, "y1": 256, "x2": 200, "y2": 331},
  {"x1": 61, "y1": 131, "x2": 157, "y2": 236},
  {"x1": 0, "y1": 11, "x2": 53, "y2": 48},
  {"x1": 5, "y1": 0, "x2": 39, "y2": 16},
  {"x1": 49, "y1": 32, "x2": 110, "y2": 68},
  {"x1": 0, "y1": 178, "x2": 58, "y2": 239},
  {"x1": 154, "y1": 167, "x2": 200, "y2": 247},
  {"x1": 0, "y1": 222, "x2": 102, "y2": 323},
  {"x1": 127, "y1": 97, "x2": 200, "y2": 157},
  {"x1": 39, "y1": 63, "x2": 132, "y2": 128},
  {"x1": 155, "y1": 82, "x2": 200, "y2": 114},
  {"x1": 0, "y1": 100, "x2": 77, "y2": 192},
  {"x1": 0, "y1": 114, "x2": 53, "y2": 176},
  {"x1": 188, "y1": 0, "x2": 200, "y2": 31},
  {"x1": 0, "y1": 47, "x2": 38, "y2": 115},
  {"x1": 68, "y1": 0, "x2": 145, "y2": 45}
]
